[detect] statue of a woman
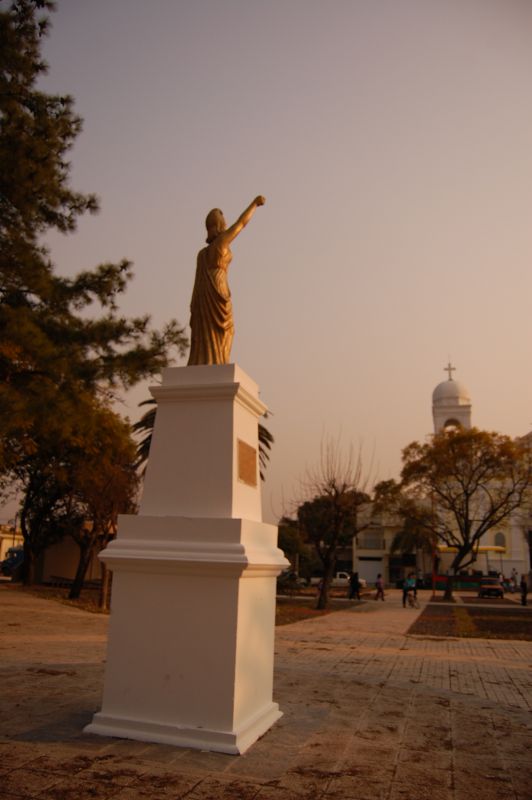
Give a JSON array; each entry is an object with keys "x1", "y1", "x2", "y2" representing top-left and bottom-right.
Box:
[{"x1": 187, "y1": 196, "x2": 265, "y2": 366}]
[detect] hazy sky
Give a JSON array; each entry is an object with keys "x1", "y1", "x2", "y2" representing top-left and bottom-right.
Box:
[{"x1": 8, "y1": 0, "x2": 532, "y2": 523}]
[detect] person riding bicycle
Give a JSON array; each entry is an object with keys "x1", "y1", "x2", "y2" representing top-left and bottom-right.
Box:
[{"x1": 402, "y1": 572, "x2": 417, "y2": 608}]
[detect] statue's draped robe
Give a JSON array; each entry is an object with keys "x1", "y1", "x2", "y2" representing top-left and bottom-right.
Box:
[{"x1": 187, "y1": 243, "x2": 234, "y2": 365}]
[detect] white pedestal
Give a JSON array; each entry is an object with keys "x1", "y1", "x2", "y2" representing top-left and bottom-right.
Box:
[
  {"x1": 85, "y1": 365, "x2": 287, "y2": 754},
  {"x1": 140, "y1": 364, "x2": 266, "y2": 521}
]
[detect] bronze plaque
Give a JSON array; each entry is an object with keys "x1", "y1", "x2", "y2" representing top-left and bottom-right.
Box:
[{"x1": 237, "y1": 439, "x2": 257, "y2": 487}]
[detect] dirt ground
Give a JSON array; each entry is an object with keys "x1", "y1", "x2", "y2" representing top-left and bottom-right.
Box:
[
  {"x1": 13, "y1": 583, "x2": 531, "y2": 637},
  {"x1": 275, "y1": 596, "x2": 357, "y2": 625},
  {"x1": 15, "y1": 583, "x2": 367, "y2": 627}
]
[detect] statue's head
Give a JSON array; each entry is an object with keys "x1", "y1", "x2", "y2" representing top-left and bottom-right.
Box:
[{"x1": 205, "y1": 208, "x2": 226, "y2": 243}]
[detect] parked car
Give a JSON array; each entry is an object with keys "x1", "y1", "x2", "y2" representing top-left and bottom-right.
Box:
[
  {"x1": 0, "y1": 545, "x2": 24, "y2": 578},
  {"x1": 310, "y1": 571, "x2": 348, "y2": 587},
  {"x1": 478, "y1": 577, "x2": 504, "y2": 599},
  {"x1": 310, "y1": 572, "x2": 367, "y2": 588}
]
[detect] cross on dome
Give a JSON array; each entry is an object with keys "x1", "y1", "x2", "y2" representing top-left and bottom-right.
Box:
[{"x1": 444, "y1": 361, "x2": 456, "y2": 381}]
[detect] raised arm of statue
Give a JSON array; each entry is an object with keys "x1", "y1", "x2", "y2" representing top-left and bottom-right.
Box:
[
  {"x1": 187, "y1": 195, "x2": 265, "y2": 366},
  {"x1": 223, "y1": 196, "x2": 266, "y2": 244}
]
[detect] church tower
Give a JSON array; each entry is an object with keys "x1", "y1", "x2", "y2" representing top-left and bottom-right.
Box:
[{"x1": 432, "y1": 362, "x2": 472, "y2": 433}]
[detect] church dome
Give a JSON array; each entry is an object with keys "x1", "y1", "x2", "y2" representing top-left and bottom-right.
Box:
[
  {"x1": 432, "y1": 364, "x2": 472, "y2": 432},
  {"x1": 432, "y1": 378, "x2": 471, "y2": 406}
]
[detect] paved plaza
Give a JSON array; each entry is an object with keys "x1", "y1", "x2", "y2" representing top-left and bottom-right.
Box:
[{"x1": 0, "y1": 584, "x2": 531, "y2": 799}]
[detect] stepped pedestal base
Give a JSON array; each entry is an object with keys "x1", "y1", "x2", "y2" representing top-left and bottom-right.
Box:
[{"x1": 85, "y1": 366, "x2": 287, "y2": 755}]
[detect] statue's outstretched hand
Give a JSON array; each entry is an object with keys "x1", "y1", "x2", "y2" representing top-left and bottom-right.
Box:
[{"x1": 255, "y1": 195, "x2": 266, "y2": 206}]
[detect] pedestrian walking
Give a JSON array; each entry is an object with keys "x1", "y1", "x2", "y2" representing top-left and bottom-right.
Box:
[
  {"x1": 348, "y1": 571, "x2": 361, "y2": 600},
  {"x1": 402, "y1": 572, "x2": 416, "y2": 608},
  {"x1": 375, "y1": 573, "x2": 385, "y2": 601},
  {"x1": 520, "y1": 574, "x2": 528, "y2": 607}
]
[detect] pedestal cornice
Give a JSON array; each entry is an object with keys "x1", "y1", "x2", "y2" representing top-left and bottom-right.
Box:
[
  {"x1": 150, "y1": 382, "x2": 267, "y2": 418},
  {"x1": 100, "y1": 515, "x2": 287, "y2": 578}
]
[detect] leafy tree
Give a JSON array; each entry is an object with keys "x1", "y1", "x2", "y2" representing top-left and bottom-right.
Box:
[
  {"x1": 66, "y1": 406, "x2": 139, "y2": 599},
  {"x1": 258, "y1": 413, "x2": 274, "y2": 482},
  {"x1": 277, "y1": 517, "x2": 301, "y2": 562},
  {"x1": 295, "y1": 439, "x2": 372, "y2": 609},
  {"x1": 373, "y1": 479, "x2": 437, "y2": 577},
  {"x1": 0, "y1": 0, "x2": 187, "y2": 576},
  {"x1": 389, "y1": 516, "x2": 437, "y2": 577},
  {"x1": 400, "y1": 428, "x2": 532, "y2": 598},
  {"x1": 133, "y1": 399, "x2": 158, "y2": 473},
  {"x1": 277, "y1": 516, "x2": 317, "y2": 582},
  {"x1": 11, "y1": 394, "x2": 137, "y2": 586},
  {"x1": 18, "y1": 444, "x2": 81, "y2": 581}
]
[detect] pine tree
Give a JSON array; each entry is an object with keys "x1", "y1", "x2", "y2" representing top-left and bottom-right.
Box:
[{"x1": 0, "y1": 2, "x2": 188, "y2": 579}]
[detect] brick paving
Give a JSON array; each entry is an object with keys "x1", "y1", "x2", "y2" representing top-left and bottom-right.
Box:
[{"x1": 1, "y1": 583, "x2": 531, "y2": 799}]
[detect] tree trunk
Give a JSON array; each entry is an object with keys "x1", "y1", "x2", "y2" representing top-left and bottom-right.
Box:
[
  {"x1": 19, "y1": 509, "x2": 35, "y2": 585},
  {"x1": 443, "y1": 573, "x2": 454, "y2": 601},
  {"x1": 316, "y1": 579, "x2": 329, "y2": 610},
  {"x1": 99, "y1": 562, "x2": 112, "y2": 612},
  {"x1": 20, "y1": 537, "x2": 35, "y2": 585},
  {"x1": 316, "y1": 562, "x2": 335, "y2": 610},
  {"x1": 69, "y1": 542, "x2": 95, "y2": 599}
]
